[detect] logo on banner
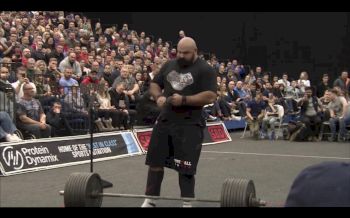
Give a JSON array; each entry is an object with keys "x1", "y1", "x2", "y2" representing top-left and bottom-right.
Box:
[
  {"x1": 207, "y1": 125, "x2": 228, "y2": 142},
  {"x1": 136, "y1": 131, "x2": 152, "y2": 151},
  {"x1": 2, "y1": 146, "x2": 24, "y2": 170},
  {"x1": 0, "y1": 132, "x2": 143, "y2": 176}
]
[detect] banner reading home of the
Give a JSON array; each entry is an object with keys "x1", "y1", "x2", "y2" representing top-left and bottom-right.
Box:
[
  {"x1": 0, "y1": 131, "x2": 142, "y2": 176},
  {"x1": 134, "y1": 122, "x2": 232, "y2": 152}
]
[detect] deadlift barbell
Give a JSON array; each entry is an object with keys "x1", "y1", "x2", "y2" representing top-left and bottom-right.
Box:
[{"x1": 59, "y1": 172, "x2": 267, "y2": 207}]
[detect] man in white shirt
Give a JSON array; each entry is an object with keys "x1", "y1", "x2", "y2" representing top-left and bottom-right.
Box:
[{"x1": 11, "y1": 66, "x2": 36, "y2": 102}]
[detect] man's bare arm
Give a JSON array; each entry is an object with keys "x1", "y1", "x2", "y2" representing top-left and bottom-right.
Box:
[{"x1": 185, "y1": 91, "x2": 217, "y2": 107}]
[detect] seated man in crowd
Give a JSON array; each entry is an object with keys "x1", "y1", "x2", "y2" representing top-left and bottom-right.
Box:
[
  {"x1": 59, "y1": 52, "x2": 82, "y2": 82},
  {"x1": 261, "y1": 95, "x2": 279, "y2": 140},
  {"x1": 135, "y1": 91, "x2": 161, "y2": 126},
  {"x1": 246, "y1": 92, "x2": 266, "y2": 139},
  {"x1": 46, "y1": 101, "x2": 75, "y2": 137},
  {"x1": 109, "y1": 81, "x2": 136, "y2": 129},
  {"x1": 234, "y1": 81, "x2": 250, "y2": 117},
  {"x1": 63, "y1": 84, "x2": 89, "y2": 132},
  {"x1": 16, "y1": 83, "x2": 51, "y2": 138},
  {"x1": 327, "y1": 88, "x2": 349, "y2": 142},
  {"x1": 112, "y1": 65, "x2": 140, "y2": 108},
  {"x1": 0, "y1": 111, "x2": 22, "y2": 142},
  {"x1": 0, "y1": 67, "x2": 15, "y2": 118},
  {"x1": 297, "y1": 87, "x2": 322, "y2": 142},
  {"x1": 284, "y1": 80, "x2": 301, "y2": 113}
]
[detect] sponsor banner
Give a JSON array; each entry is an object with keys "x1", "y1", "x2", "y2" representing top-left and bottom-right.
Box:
[
  {"x1": 0, "y1": 131, "x2": 142, "y2": 176},
  {"x1": 134, "y1": 122, "x2": 232, "y2": 152}
]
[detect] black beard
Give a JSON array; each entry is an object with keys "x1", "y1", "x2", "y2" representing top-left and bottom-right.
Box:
[{"x1": 177, "y1": 58, "x2": 193, "y2": 68}]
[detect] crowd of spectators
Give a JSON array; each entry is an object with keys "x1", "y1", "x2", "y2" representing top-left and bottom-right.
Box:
[{"x1": 0, "y1": 11, "x2": 349, "y2": 142}]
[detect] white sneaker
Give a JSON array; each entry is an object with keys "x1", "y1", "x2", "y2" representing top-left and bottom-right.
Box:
[
  {"x1": 141, "y1": 198, "x2": 156, "y2": 207},
  {"x1": 230, "y1": 115, "x2": 241, "y2": 121},
  {"x1": 5, "y1": 134, "x2": 12, "y2": 142},
  {"x1": 207, "y1": 115, "x2": 217, "y2": 121},
  {"x1": 182, "y1": 201, "x2": 192, "y2": 208},
  {"x1": 10, "y1": 134, "x2": 22, "y2": 141}
]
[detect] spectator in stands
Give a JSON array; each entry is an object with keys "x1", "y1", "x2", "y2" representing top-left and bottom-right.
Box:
[
  {"x1": 32, "y1": 40, "x2": 46, "y2": 61},
  {"x1": 21, "y1": 48, "x2": 32, "y2": 66},
  {"x1": 298, "y1": 87, "x2": 322, "y2": 141},
  {"x1": 95, "y1": 81, "x2": 119, "y2": 131},
  {"x1": 44, "y1": 37, "x2": 55, "y2": 51},
  {"x1": 17, "y1": 83, "x2": 51, "y2": 138},
  {"x1": 101, "y1": 64, "x2": 118, "y2": 87},
  {"x1": 316, "y1": 74, "x2": 330, "y2": 98},
  {"x1": 119, "y1": 24, "x2": 130, "y2": 37},
  {"x1": 59, "y1": 67, "x2": 78, "y2": 95},
  {"x1": 109, "y1": 81, "x2": 136, "y2": 129},
  {"x1": 277, "y1": 73, "x2": 290, "y2": 87},
  {"x1": 0, "y1": 111, "x2": 22, "y2": 142},
  {"x1": 26, "y1": 58, "x2": 36, "y2": 81},
  {"x1": 46, "y1": 58, "x2": 61, "y2": 83},
  {"x1": 3, "y1": 34, "x2": 19, "y2": 58},
  {"x1": 65, "y1": 32, "x2": 79, "y2": 48},
  {"x1": 246, "y1": 91, "x2": 266, "y2": 139},
  {"x1": 297, "y1": 71, "x2": 311, "y2": 94},
  {"x1": 11, "y1": 66, "x2": 37, "y2": 101},
  {"x1": 79, "y1": 46, "x2": 89, "y2": 63},
  {"x1": 217, "y1": 65, "x2": 227, "y2": 79},
  {"x1": 0, "y1": 67, "x2": 15, "y2": 117},
  {"x1": 333, "y1": 71, "x2": 349, "y2": 93},
  {"x1": 46, "y1": 101, "x2": 75, "y2": 136},
  {"x1": 284, "y1": 80, "x2": 301, "y2": 113},
  {"x1": 91, "y1": 61, "x2": 104, "y2": 76},
  {"x1": 178, "y1": 30, "x2": 186, "y2": 40},
  {"x1": 112, "y1": 65, "x2": 140, "y2": 107},
  {"x1": 227, "y1": 80, "x2": 240, "y2": 109},
  {"x1": 261, "y1": 96, "x2": 279, "y2": 140},
  {"x1": 262, "y1": 73, "x2": 270, "y2": 85},
  {"x1": 217, "y1": 83, "x2": 232, "y2": 120},
  {"x1": 0, "y1": 57, "x2": 16, "y2": 82},
  {"x1": 47, "y1": 44, "x2": 64, "y2": 64},
  {"x1": 59, "y1": 52, "x2": 82, "y2": 80},
  {"x1": 63, "y1": 84, "x2": 89, "y2": 131},
  {"x1": 255, "y1": 66, "x2": 263, "y2": 79},
  {"x1": 81, "y1": 70, "x2": 99, "y2": 85},
  {"x1": 328, "y1": 88, "x2": 349, "y2": 142},
  {"x1": 135, "y1": 91, "x2": 160, "y2": 126}
]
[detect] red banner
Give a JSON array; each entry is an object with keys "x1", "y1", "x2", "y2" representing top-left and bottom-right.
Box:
[
  {"x1": 207, "y1": 125, "x2": 230, "y2": 142},
  {"x1": 135, "y1": 131, "x2": 152, "y2": 151},
  {"x1": 133, "y1": 122, "x2": 231, "y2": 152}
]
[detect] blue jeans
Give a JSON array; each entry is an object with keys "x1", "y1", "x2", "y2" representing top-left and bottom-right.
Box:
[
  {"x1": 329, "y1": 116, "x2": 350, "y2": 138},
  {"x1": 0, "y1": 111, "x2": 17, "y2": 139}
]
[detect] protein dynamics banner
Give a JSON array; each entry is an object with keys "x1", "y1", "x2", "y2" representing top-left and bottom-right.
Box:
[
  {"x1": 134, "y1": 122, "x2": 232, "y2": 152},
  {"x1": 0, "y1": 131, "x2": 142, "y2": 176}
]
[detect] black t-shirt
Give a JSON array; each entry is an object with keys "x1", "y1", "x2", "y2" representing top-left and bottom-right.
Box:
[
  {"x1": 247, "y1": 99, "x2": 266, "y2": 118},
  {"x1": 152, "y1": 58, "x2": 217, "y2": 125}
]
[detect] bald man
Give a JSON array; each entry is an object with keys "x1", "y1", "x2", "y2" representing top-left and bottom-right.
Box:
[{"x1": 141, "y1": 37, "x2": 217, "y2": 207}]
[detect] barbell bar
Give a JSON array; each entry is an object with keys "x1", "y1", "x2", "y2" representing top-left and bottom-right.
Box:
[
  {"x1": 59, "y1": 172, "x2": 267, "y2": 207},
  {"x1": 60, "y1": 190, "x2": 223, "y2": 203}
]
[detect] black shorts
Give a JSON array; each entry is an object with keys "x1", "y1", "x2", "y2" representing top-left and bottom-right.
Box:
[{"x1": 145, "y1": 120, "x2": 204, "y2": 175}]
